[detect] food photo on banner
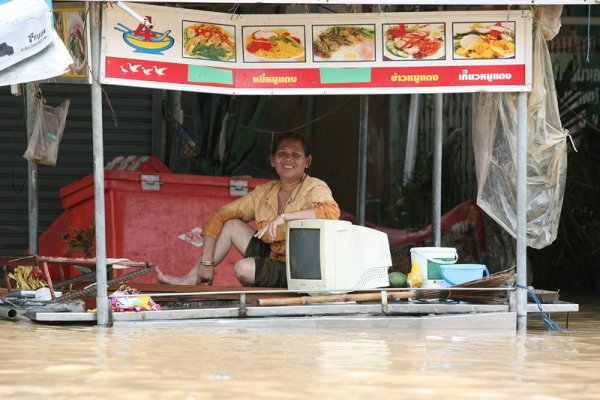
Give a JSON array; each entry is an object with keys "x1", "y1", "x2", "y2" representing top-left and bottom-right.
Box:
[{"x1": 100, "y1": 2, "x2": 532, "y2": 95}]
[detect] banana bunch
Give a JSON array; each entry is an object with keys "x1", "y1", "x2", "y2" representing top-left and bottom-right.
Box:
[{"x1": 7, "y1": 266, "x2": 48, "y2": 290}]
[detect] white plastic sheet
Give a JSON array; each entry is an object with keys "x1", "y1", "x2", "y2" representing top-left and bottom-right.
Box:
[
  {"x1": 0, "y1": 0, "x2": 52, "y2": 71},
  {"x1": 0, "y1": 30, "x2": 73, "y2": 86},
  {"x1": 472, "y1": 9, "x2": 568, "y2": 249},
  {"x1": 0, "y1": 0, "x2": 73, "y2": 86}
]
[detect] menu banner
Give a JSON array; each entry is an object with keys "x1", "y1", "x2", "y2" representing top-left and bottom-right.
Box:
[{"x1": 102, "y1": 3, "x2": 533, "y2": 95}]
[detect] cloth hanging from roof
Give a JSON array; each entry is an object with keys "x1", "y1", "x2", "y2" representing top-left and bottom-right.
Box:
[{"x1": 189, "y1": 94, "x2": 269, "y2": 176}]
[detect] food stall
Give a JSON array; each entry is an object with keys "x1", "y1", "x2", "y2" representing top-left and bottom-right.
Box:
[
  {"x1": 93, "y1": 1, "x2": 533, "y2": 328},
  {"x1": 6, "y1": 0, "x2": 595, "y2": 329}
]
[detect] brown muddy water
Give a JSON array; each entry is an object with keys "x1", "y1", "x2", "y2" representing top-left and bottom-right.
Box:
[{"x1": 0, "y1": 293, "x2": 599, "y2": 400}]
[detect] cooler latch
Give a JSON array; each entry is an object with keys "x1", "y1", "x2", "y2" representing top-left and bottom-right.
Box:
[
  {"x1": 141, "y1": 175, "x2": 160, "y2": 191},
  {"x1": 230, "y1": 180, "x2": 248, "y2": 196}
]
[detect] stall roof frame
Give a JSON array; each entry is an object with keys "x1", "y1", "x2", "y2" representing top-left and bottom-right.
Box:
[{"x1": 80, "y1": 0, "x2": 600, "y2": 4}]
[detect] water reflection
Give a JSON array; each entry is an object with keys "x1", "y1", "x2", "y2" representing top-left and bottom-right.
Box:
[{"x1": 0, "y1": 293, "x2": 598, "y2": 399}]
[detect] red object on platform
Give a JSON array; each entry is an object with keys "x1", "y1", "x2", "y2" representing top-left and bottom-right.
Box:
[
  {"x1": 104, "y1": 155, "x2": 172, "y2": 173},
  {"x1": 39, "y1": 166, "x2": 269, "y2": 286},
  {"x1": 340, "y1": 199, "x2": 486, "y2": 272}
]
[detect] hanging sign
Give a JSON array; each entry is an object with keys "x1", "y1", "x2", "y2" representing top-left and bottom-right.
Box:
[
  {"x1": 102, "y1": 3, "x2": 533, "y2": 95},
  {"x1": 49, "y1": 2, "x2": 90, "y2": 83}
]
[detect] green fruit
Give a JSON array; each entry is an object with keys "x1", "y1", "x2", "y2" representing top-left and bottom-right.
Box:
[{"x1": 388, "y1": 272, "x2": 407, "y2": 288}]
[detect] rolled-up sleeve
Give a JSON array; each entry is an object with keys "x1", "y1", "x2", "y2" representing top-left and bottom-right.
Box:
[
  {"x1": 314, "y1": 201, "x2": 340, "y2": 220},
  {"x1": 202, "y1": 191, "x2": 258, "y2": 239},
  {"x1": 304, "y1": 181, "x2": 340, "y2": 220}
]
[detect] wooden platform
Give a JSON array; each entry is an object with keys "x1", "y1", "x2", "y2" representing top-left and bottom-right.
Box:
[
  {"x1": 20, "y1": 287, "x2": 578, "y2": 330},
  {"x1": 0, "y1": 255, "x2": 578, "y2": 330}
]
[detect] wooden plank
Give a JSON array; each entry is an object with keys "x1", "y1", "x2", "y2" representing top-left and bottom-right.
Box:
[
  {"x1": 528, "y1": 288, "x2": 560, "y2": 303},
  {"x1": 0, "y1": 255, "x2": 38, "y2": 268},
  {"x1": 108, "y1": 283, "x2": 295, "y2": 301},
  {"x1": 32, "y1": 310, "x2": 518, "y2": 331}
]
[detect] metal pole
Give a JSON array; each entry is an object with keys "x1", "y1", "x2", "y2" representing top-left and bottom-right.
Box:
[
  {"x1": 90, "y1": 2, "x2": 110, "y2": 326},
  {"x1": 304, "y1": 96, "x2": 315, "y2": 146},
  {"x1": 356, "y1": 95, "x2": 368, "y2": 226},
  {"x1": 432, "y1": 94, "x2": 443, "y2": 247},
  {"x1": 403, "y1": 94, "x2": 421, "y2": 182},
  {"x1": 167, "y1": 91, "x2": 183, "y2": 124},
  {"x1": 388, "y1": 95, "x2": 401, "y2": 198},
  {"x1": 516, "y1": 91, "x2": 528, "y2": 332},
  {"x1": 25, "y1": 83, "x2": 39, "y2": 255}
]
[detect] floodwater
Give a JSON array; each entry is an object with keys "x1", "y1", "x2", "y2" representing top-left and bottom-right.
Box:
[{"x1": 0, "y1": 293, "x2": 599, "y2": 400}]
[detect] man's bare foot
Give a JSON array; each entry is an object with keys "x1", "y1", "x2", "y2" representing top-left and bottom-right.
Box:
[{"x1": 154, "y1": 265, "x2": 199, "y2": 285}]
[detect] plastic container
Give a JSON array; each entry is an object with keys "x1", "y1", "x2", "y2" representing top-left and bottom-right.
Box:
[
  {"x1": 409, "y1": 247, "x2": 458, "y2": 288},
  {"x1": 439, "y1": 264, "x2": 489, "y2": 286},
  {"x1": 39, "y1": 166, "x2": 269, "y2": 286}
]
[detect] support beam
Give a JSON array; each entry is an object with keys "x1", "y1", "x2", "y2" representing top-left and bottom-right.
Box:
[
  {"x1": 403, "y1": 94, "x2": 421, "y2": 182},
  {"x1": 25, "y1": 83, "x2": 39, "y2": 255},
  {"x1": 356, "y1": 95, "x2": 369, "y2": 226},
  {"x1": 388, "y1": 95, "x2": 402, "y2": 199},
  {"x1": 432, "y1": 93, "x2": 443, "y2": 246},
  {"x1": 90, "y1": 2, "x2": 110, "y2": 326},
  {"x1": 516, "y1": 91, "x2": 528, "y2": 332}
]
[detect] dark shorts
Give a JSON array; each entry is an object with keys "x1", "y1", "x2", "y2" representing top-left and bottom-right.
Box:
[{"x1": 245, "y1": 236, "x2": 287, "y2": 288}]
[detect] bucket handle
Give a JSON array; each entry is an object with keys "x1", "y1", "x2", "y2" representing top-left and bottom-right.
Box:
[
  {"x1": 429, "y1": 253, "x2": 459, "y2": 265},
  {"x1": 440, "y1": 265, "x2": 490, "y2": 286}
]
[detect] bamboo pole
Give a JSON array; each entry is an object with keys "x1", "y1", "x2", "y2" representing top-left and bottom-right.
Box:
[{"x1": 259, "y1": 291, "x2": 414, "y2": 306}]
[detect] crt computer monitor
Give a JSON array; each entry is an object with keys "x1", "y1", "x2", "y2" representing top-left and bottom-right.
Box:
[{"x1": 286, "y1": 219, "x2": 392, "y2": 294}]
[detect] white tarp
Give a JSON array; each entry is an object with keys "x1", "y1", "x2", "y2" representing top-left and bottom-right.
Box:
[
  {"x1": 0, "y1": 0, "x2": 73, "y2": 86},
  {"x1": 472, "y1": 6, "x2": 569, "y2": 249},
  {"x1": 0, "y1": 0, "x2": 52, "y2": 71}
]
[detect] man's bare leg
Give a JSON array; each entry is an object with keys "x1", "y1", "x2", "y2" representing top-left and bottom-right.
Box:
[{"x1": 156, "y1": 219, "x2": 255, "y2": 285}]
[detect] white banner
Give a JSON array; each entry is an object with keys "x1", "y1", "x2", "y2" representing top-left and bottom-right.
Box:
[{"x1": 102, "y1": 3, "x2": 533, "y2": 95}]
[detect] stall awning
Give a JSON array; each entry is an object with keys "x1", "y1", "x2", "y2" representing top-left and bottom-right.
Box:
[
  {"x1": 84, "y1": 0, "x2": 600, "y2": 4},
  {"x1": 101, "y1": 3, "x2": 535, "y2": 95}
]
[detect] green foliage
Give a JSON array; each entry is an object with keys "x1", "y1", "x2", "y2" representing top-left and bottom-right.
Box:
[
  {"x1": 382, "y1": 153, "x2": 433, "y2": 230},
  {"x1": 529, "y1": 59, "x2": 600, "y2": 291},
  {"x1": 530, "y1": 139, "x2": 600, "y2": 290},
  {"x1": 189, "y1": 96, "x2": 269, "y2": 176},
  {"x1": 381, "y1": 128, "x2": 470, "y2": 231}
]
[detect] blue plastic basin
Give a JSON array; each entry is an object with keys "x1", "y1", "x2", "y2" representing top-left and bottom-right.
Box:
[{"x1": 439, "y1": 264, "x2": 489, "y2": 286}]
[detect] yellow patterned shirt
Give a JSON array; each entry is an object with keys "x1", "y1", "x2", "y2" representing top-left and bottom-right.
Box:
[{"x1": 202, "y1": 174, "x2": 340, "y2": 261}]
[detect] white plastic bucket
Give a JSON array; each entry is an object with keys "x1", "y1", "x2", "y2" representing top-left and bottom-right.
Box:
[{"x1": 409, "y1": 247, "x2": 458, "y2": 288}]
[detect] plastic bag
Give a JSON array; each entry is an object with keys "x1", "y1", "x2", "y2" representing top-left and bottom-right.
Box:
[
  {"x1": 472, "y1": 22, "x2": 569, "y2": 249},
  {"x1": 23, "y1": 99, "x2": 70, "y2": 166},
  {"x1": 111, "y1": 285, "x2": 161, "y2": 312}
]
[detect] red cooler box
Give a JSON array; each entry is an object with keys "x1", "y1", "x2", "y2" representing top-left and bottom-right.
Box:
[{"x1": 39, "y1": 169, "x2": 269, "y2": 286}]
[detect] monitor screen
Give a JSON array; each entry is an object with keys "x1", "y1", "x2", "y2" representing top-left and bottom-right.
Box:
[
  {"x1": 286, "y1": 219, "x2": 392, "y2": 294},
  {"x1": 288, "y1": 228, "x2": 321, "y2": 280}
]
